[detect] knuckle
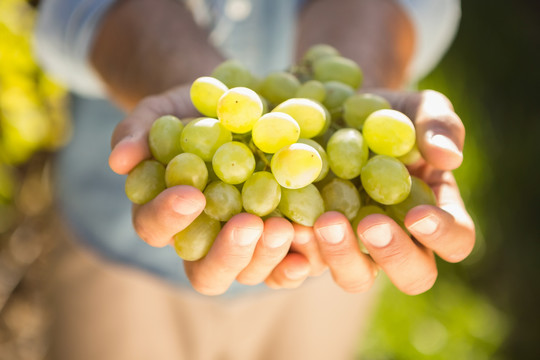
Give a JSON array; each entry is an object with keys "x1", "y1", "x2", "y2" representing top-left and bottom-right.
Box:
[{"x1": 375, "y1": 245, "x2": 408, "y2": 267}]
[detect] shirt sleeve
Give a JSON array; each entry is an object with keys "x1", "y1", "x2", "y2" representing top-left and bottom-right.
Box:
[
  {"x1": 395, "y1": 0, "x2": 461, "y2": 82},
  {"x1": 33, "y1": 0, "x2": 117, "y2": 97}
]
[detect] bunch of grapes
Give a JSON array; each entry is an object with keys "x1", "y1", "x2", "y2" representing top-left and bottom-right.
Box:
[{"x1": 125, "y1": 44, "x2": 436, "y2": 261}]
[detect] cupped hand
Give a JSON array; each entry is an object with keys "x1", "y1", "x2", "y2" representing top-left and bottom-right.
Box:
[
  {"x1": 109, "y1": 85, "x2": 311, "y2": 295},
  {"x1": 272, "y1": 89, "x2": 475, "y2": 295}
]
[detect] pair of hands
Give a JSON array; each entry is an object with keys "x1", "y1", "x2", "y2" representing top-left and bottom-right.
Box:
[{"x1": 109, "y1": 85, "x2": 475, "y2": 296}]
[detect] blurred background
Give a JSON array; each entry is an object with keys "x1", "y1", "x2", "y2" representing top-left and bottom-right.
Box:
[{"x1": 0, "y1": 0, "x2": 538, "y2": 359}]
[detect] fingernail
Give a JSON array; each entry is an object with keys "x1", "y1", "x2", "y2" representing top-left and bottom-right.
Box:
[
  {"x1": 234, "y1": 227, "x2": 261, "y2": 246},
  {"x1": 362, "y1": 223, "x2": 392, "y2": 248},
  {"x1": 316, "y1": 223, "x2": 346, "y2": 244},
  {"x1": 409, "y1": 215, "x2": 439, "y2": 236},
  {"x1": 173, "y1": 196, "x2": 202, "y2": 215},
  {"x1": 263, "y1": 233, "x2": 289, "y2": 248},
  {"x1": 285, "y1": 267, "x2": 310, "y2": 280},
  {"x1": 428, "y1": 133, "x2": 462, "y2": 156}
]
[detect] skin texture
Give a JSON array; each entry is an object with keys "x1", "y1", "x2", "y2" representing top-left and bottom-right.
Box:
[{"x1": 92, "y1": 0, "x2": 475, "y2": 295}]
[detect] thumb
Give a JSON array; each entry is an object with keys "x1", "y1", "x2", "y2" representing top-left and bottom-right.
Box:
[{"x1": 414, "y1": 90, "x2": 465, "y2": 170}]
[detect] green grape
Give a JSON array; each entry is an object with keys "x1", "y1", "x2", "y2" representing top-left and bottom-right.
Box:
[
  {"x1": 180, "y1": 117, "x2": 232, "y2": 161},
  {"x1": 211, "y1": 59, "x2": 254, "y2": 88},
  {"x1": 165, "y1": 153, "x2": 208, "y2": 190},
  {"x1": 295, "y1": 80, "x2": 326, "y2": 102},
  {"x1": 302, "y1": 44, "x2": 340, "y2": 66},
  {"x1": 363, "y1": 109, "x2": 416, "y2": 157},
  {"x1": 242, "y1": 171, "x2": 281, "y2": 216},
  {"x1": 252, "y1": 112, "x2": 300, "y2": 153},
  {"x1": 343, "y1": 93, "x2": 391, "y2": 130},
  {"x1": 203, "y1": 180, "x2": 242, "y2": 221},
  {"x1": 296, "y1": 138, "x2": 329, "y2": 182},
  {"x1": 313, "y1": 56, "x2": 363, "y2": 89},
  {"x1": 125, "y1": 160, "x2": 166, "y2": 205},
  {"x1": 361, "y1": 155, "x2": 411, "y2": 205},
  {"x1": 272, "y1": 98, "x2": 327, "y2": 139},
  {"x1": 326, "y1": 128, "x2": 369, "y2": 180},
  {"x1": 173, "y1": 212, "x2": 221, "y2": 261},
  {"x1": 212, "y1": 141, "x2": 255, "y2": 184},
  {"x1": 321, "y1": 178, "x2": 361, "y2": 221},
  {"x1": 398, "y1": 143, "x2": 422, "y2": 165},
  {"x1": 189, "y1": 76, "x2": 228, "y2": 118},
  {"x1": 270, "y1": 143, "x2": 322, "y2": 189},
  {"x1": 259, "y1": 71, "x2": 301, "y2": 105},
  {"x1": 323, "y1": 81, "x2": 355, "y2": 120},
  {"x1": 217, "y1": 87, "x2": 263, "y2": 134},
  {"x1": 148, "y1": 115, "x2": 184, "y2": 164},
  {"x1": 387, "y1": 176, "x2": 436, "y2": 224},
  {"x1": 279, "y1": 184, "x2": 325, "y2": 226}
]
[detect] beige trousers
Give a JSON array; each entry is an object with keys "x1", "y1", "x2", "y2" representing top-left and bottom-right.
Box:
[{"x1": 47, "y1": 237, "x2": 380, "y2": 360}]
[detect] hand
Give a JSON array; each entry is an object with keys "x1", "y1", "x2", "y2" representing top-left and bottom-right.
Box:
[
  {"x1": 109, "y1": 85, "x2": 313, "y2": 295},
  {"x1": 270, "y1": 90, "x2": 475, "y2": 295}
]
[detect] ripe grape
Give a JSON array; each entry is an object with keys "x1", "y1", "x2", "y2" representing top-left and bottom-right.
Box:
[
  {"x1": 212, "y1": 141, "x2": 255, "y2": 184},
  {"x1": 125, "y1": 160, "x2": 166, "y2": 205},
  {"x1": 296, "y1": 138, "x2": 329, "y2": 182},
  {"x1": 217, "y1": 87, "x2": 263, "y2": 134},
  {"x1": 165, "y1": 153, "x2": 208, "y2": 191},
  {"x1": 180, "y1": 117, "x2": 232, "y2": 161},
  {"x1": 313, "y1": 56, "x2": 363, "y2": 89},
  {"x1": 321, "y1": 178, "x2": 361, "y2": 221},
  {"x1": 271, "y1": 143, "x2": 322, "y2": 189},
  {"x1": 386, "y1": 176, "x2": 436, "y2": 224},
  {"x1": 272, "y1": 98, "x2": 327, "y2": 139},
  {"x1": 190, "y1": 76, "x2": 228, "y2": 118},
  {"x1": 203, "y1": 181, "x2": 242, "y2": 221},
  {"x1": 173, "y1": 212, "x2": 221, "y2": 261},
  {"x1": 302, "y1": 44, "x2": 340, "y2": 66},
  {"x1": 343, "y1": 93, "x2": 391, "y2": 130},
  {"x1": 211, "y1": 59, "x2": 253, "y2": 88},
  {"x1": 259, "y1": 71, "x2": 301, "y2": 105},
  {"x1": 361, "y1": 155, "x2": 412, "y2": 205},
  {"x1": 363, "y1": 109, "x2": 416, "y2": 157},
  {"x1": 242, "y1": 171, "x2": 281, "y2": 216},
  {"x1": 279, "y1": 184, "x2": 325, "y2": 227},
  {"x1": 398, "y1": 143, "x2": 422, "y2": 165},
  {"x1": 251, "y1": 112, "x2": 300, "y2": 154},
  {"x1": 295, "y1": 80, "x2": 326, "y2": 102},
  {"x1": 148, "y1": 115, "x2": 184, "y2": 164},
  {"x1": 323, "y1": 81, "x2": 355, "y2": 120},
  {"x1": 326, "y1": 128, "x2": 369, "y2": 180}
]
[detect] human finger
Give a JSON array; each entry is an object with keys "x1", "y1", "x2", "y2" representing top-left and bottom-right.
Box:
[
  {"x1": 265, "y1": 252, "x2": 311, "y2": 289},
  {"x1": 184, "y1": 213, "x2": 263, "y2": 296},
  {"x1": 109, "y1": 86, "x2": 196, "y2": 175},
  {"x1": 132, "y1": 185, "x2": 205, "y2": 248},
  {"x1": 313, "y1": 211, "x2": 377, "y2": 293},
  {"x1": 357, "y1": 214, "x2": 438, "y2": 295},
  {"x1": 290, "y1": 223, "x2": 327, "y2": 276},
  {"x1": 405, "y1": 172, "x2": 475, "y2": 263},
  {"x1": 236, "y1": 217, "x2": 294, "y2": 285}
]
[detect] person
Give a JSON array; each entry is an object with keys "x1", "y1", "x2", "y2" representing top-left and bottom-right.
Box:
[{"x1": 34, "y1": 0, "x2": 475, "y2": 359}]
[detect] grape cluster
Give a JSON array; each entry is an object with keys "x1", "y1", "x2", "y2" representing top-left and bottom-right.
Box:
[{"x1": 125, "y1": 44, "x2": 436, "y2": 261}]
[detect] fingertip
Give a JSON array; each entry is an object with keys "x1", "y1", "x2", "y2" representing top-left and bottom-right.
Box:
[
  {"x1": 421, "y1": 132, "x2": 463, "y2": 170},
  {"x1": 109, "y1": 137, "x2": 151, "y2": 174}
]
